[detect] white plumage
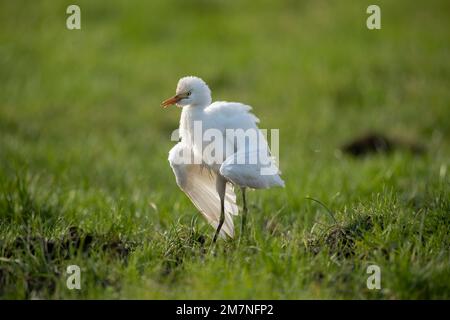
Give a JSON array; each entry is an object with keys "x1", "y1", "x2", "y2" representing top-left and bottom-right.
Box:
[{"x1": 163, "y1": 76, "x2": 284, "y2": 241}]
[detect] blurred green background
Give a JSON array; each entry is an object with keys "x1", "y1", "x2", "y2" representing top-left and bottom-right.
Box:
[{"x1": 0, "y1": 0, "x2": 449, "y2": 299}]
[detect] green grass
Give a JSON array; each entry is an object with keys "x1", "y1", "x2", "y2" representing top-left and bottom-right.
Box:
[{"x1": 0, "y1": 0, "x2": 449, "y2": 299}]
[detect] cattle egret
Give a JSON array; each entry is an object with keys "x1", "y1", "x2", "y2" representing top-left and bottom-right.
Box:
[{"x1": 162, "y1": 76, "x2": 285, "y2": 242}]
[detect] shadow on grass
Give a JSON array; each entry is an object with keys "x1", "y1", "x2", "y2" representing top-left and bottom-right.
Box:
[
  {"x1": 0, "y1": 226, "x2": 137, "y2": 298},
  {"x1": 304, "y1": 198, "x2": 382, "y2": 259}
]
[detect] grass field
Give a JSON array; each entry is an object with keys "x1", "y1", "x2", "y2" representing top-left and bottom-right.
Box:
[{"x1": 0, "y1": 0, "x2": 449, "y2": 299}]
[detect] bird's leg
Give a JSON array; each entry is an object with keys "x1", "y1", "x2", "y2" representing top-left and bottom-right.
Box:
[
  {"x1": 213, "y1": 197, "x2": 225, "y2": 243},
  {"x1": 240, "y1": 187, "x2": 248, "y2": 238},
  {"x1": 213, "y1": 176, "x2": 227, "y2": 243}
]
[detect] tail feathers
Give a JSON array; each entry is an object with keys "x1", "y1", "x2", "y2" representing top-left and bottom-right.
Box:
[{"x1": 272, "y1": 174, "x2": 285, "y2": 188}]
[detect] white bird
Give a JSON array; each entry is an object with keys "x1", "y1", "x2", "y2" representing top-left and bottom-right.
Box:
[{"x1": 162, "y1": 76, "x2": 284, "y2": 242}]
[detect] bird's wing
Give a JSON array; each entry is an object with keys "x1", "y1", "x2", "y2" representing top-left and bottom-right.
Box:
[
  {"x1": 205, "y1": 101, "x2": 260, "y2": 131},
  {"x1": 220, "y1": 149, "x2": 285, "y2": 189},
  {"x1": 168, "y1": 142, "x2": 238, "y2": 238},
  {"x1": 206, "y1": 101, "x2": 285, "y2": 189}
]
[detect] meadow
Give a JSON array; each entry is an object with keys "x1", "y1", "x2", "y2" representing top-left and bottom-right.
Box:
[{"x1": 0, "y1": 0, "x2": 449, "y2": 299}]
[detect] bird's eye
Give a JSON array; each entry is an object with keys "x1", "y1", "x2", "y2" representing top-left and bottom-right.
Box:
[{"x1": 187, "y1": 91, "x2": 191, "y2": 97}]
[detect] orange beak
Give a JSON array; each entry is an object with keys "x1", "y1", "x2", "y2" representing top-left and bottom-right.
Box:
[{"x1": 161, "y1": 94, "x2": 182, "y2": 108}]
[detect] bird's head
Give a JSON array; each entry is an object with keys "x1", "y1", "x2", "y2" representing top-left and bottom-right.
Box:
[{"x1": 161, "y1": 76, "x2": 212, "y2": 108}]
